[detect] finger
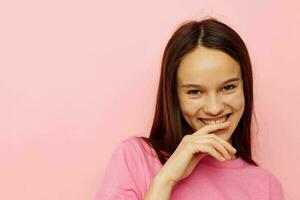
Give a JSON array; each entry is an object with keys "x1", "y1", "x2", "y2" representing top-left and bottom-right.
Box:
[
  {"x1": 196, "y1": 138, "x2": 231, "y2": 160},
  {"x1": 191, "y1": 133, "x2": 237, "y2": 155},
  {"x1": 193, "y1": 121, "x2": 231, "y2": 136},
  {"x1": 192, "y1": 137, "x2": 231, "y2": 160},
  {"x1": 198, "y1": 145, "x2": 225, "y2": 161},
  {"x1": 203, "y1": 134, "x2": 237, "y2": 154}
]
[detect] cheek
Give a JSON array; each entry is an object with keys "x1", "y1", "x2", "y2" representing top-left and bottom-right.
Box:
[
  {"x1": 225, "y1": 91, "x2": 245, "y2": 111},
  {"x1": 179, "y1": 98, "x2": 199, "y2": 117}
]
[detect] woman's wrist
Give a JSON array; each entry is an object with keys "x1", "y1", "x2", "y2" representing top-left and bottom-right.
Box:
[
  {"x1": 144, "y1": 173, "x2": 176, "y2": 200},
  {"x1": 153, "y1": 172, "x2": 177, "y2": 188}
]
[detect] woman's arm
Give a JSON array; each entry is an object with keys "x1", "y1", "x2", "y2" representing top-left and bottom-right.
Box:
[
  {"x1": 144, "y1": 122, "x2": 236, "y2": 200},
  {"x1": 143, "y1": 173, "x2": 176, "y2": 200}
]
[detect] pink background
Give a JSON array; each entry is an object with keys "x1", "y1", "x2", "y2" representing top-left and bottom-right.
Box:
[{"x1": 0, "y1": 0, "x2": 299, "y2": 199}]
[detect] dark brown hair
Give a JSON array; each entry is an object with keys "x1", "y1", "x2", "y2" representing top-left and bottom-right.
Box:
[{"x1": 140, "y1": 17, "x2": 258, "y2": 166}]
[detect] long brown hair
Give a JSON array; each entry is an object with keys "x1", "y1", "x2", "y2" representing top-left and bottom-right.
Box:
[{"x1": 140, "y1": 17, "x2": 258, "y2": 166}]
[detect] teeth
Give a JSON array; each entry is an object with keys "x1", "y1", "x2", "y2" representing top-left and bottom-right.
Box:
[{"x1": 200, "y1": 115, "x2": 229, "y2": 125}]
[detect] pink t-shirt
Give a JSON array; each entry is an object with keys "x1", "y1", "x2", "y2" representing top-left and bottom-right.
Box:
[{"x1": 95, "y1": 136, "x2": 284, "y2": 200}]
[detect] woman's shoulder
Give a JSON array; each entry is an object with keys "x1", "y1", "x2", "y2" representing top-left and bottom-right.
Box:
[
  {"x1": 120, "y1": 136, "x2": 144, "y2": 145},
  {"x1": 96, "y1": 137, "x2": 153, "y2": 199},
  {"x1": 242, "y1": 161, "x2": 283, "y2": 185},
  {"x1": 244, "y1": 163, "x2": 284, "y2": 197},
  {"x1": 119, "y1": 136, "x2": 148, "y2": 150},
  {"x1": 257, "y1": 166, "x2": 282, "y2": 184},
  {"x1": 118, "y1": 136, "x2": 158, "y2": 159}
]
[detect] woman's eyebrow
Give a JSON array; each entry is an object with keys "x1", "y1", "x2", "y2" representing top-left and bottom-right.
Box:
[{"x1": 181, "y1": 77, "x2": 241, "y2": 88}]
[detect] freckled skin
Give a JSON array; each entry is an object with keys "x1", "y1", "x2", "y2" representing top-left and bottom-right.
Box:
[{"x1": 177, "y1": 45, "x2": 245, "y2": 145}]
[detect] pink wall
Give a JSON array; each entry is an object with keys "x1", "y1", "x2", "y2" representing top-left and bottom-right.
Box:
[{"x1": 0, "y1": 0, "x2": 299, "y2": 199}]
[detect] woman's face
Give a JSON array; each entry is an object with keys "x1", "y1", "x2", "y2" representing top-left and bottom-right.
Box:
[{"x1": 177, "y1": 46, "x2": 245, "y2": 143}]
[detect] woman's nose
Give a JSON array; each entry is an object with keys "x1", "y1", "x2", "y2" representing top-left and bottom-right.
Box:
[{"x1": 203, "y1": 94, "x2": 225, "y2": 115}]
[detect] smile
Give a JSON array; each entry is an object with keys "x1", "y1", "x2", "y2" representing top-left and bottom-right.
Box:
[{"x1": 198, "y1": 114, "x2": 231, "y2": 125}]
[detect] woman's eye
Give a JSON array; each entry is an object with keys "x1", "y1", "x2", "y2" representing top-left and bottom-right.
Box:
[
  {"x1": 187, "y1": 90, "x2": 201, "y2": 95},
  {"x1": 223, "y1": 84, "x2": 236, "y2": 91}
]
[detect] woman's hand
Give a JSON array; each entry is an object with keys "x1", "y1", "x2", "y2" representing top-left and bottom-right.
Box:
[{"x1": 155, "y1": 121, "x2": 237, "y2": 185}]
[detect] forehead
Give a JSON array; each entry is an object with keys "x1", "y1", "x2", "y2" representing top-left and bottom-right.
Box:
[{"x1": 177, "y1": 46, "x2": 241, "y2": 85}]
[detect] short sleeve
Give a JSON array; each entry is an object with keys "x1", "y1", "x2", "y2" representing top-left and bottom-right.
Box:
[
  {"x1": 269, "y1": 173, "x2": 285, "y2": 200},
  {"x1": 95, "y1": 137, "x2": 145, "y2": 200}
]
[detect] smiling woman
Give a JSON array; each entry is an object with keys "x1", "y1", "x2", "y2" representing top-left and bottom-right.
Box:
[
  {"x1": 95, "y1": 17, "x2": 285, "y2": 200},
  {"x1": 176, "y1": 46, "x2": 245, "y2": 148}
]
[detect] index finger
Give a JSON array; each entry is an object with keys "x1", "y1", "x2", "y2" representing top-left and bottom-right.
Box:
[{"x1": 193, "y1": 121, "x2": 231, "y2": 136}]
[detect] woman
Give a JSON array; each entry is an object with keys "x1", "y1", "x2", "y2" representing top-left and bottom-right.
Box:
[{"x1": 96, "y1": 17, "x2": 285, "y2": 200}]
